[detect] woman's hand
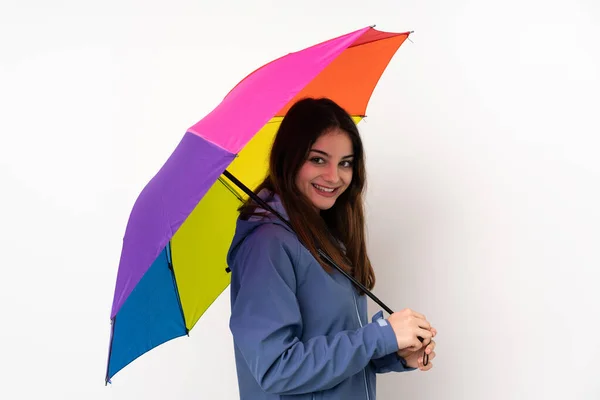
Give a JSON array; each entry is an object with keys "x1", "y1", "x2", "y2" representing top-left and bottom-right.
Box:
[
  {"x1": 387, "y1": 308, "x2": 433, "y2": 351},
  {"x1": 398, "y1": 329, "x2": 437, "y2": 371}
]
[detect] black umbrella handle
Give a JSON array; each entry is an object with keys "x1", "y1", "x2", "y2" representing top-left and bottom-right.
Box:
[{"x1": 222, "y1": 169, "x2": 428, "y2": 365}]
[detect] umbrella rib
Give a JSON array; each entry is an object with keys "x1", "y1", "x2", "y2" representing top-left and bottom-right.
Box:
[
  {"x1": 217, "y1": 176, "x2": 246, "y2": 203},
  {"x1": 167, "y1": 241, "x2": 189, "y2": 336},
  {"x1": 105, "y1": 317, "x2": 116, "y2": 385}
]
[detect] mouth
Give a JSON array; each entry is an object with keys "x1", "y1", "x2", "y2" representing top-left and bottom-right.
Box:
[{"x1": 312, "y1": 183, "x2": 339, "y2": 196}]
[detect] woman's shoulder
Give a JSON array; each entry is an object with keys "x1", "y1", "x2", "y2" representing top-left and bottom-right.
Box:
[
  {"x1": 243, "y1": 222, "x2": 299, "y2": 251},
  {"x1": 231, "y1": 223, "x2": 305, "y2": 282}
]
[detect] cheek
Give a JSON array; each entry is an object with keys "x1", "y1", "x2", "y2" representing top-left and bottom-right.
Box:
[
  {"x1": 341, "y1": 169, "x2": 353, "y2": 185},
  {"x1": 296, "y1": 164, "x2": 312, "y2": 187}
]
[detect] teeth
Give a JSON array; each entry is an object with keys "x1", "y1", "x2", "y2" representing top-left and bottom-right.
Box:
[{"x1": 313, "y1": 184, "x2": 334, "y2": 193}]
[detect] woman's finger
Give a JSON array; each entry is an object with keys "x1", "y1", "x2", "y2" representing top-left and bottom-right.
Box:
[
  {"x1": 425, "y1": 340, "x2": 436, "y2": 354},
  {"x1": 418, "y1": 355, "x2": 433, "y2": 371},
  {"x1": 418, "y1": 320, "x2": 432, "y2": 330},
  {"x1": 417, "y1": 328, "x2": 434, "y2": 341}
]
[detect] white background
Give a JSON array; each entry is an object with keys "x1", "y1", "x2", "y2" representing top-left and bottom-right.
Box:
[{"x1": 1, "y1": 0, "x2": 599, "y2": 399}]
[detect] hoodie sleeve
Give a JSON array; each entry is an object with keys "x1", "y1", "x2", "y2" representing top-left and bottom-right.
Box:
[
  {"x1": 229, "y1": 225, "x2": 399, "y2": 396},
  {"x1": 369, "y1": 311, "x2": 416, "y2": 373}
]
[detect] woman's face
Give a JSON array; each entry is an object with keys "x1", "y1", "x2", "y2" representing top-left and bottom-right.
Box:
[{"x1": 295, "y1": 128, "x2": 354, "y2": 211}]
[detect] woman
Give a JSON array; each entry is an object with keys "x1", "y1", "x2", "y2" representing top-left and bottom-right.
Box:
[{"x1": 227, "y1": 97, "x2": 436, "y2": 399}]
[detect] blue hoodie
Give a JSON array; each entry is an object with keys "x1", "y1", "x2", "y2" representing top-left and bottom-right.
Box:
[{"x1": 227, "y1": 189, "x2": 414, "y2": 400}]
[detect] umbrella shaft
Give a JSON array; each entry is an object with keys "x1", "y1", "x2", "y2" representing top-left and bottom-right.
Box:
[
  {"x1": 222, "y1": 170, "x2": 394, "y2": 315},
  {"x1": 222, "y1": 170, "x2": 427, "y2": 364}
]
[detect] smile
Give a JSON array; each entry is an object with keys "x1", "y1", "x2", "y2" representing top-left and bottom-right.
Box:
[{"x1": 312, "y1": 183, "x2": 338, "y2": 194}]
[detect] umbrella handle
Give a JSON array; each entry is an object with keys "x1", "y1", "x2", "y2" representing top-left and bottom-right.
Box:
[{"x1": 222, "y1": 169, "x2": 428, "y2": 366}]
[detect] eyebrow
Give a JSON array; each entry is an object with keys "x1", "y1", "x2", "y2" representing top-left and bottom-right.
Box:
[{"x1": 309, "y1": 149, "x2": 354, "y2": 159}]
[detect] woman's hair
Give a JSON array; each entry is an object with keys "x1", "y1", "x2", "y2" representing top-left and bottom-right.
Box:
[{"x1": 238, "y1": 97, "x2": 375, "y2": 292}]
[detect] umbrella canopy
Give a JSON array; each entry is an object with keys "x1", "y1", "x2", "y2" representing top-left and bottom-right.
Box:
[{"x1": 106, "y1": 25, "x2": 411, "y2": 384}]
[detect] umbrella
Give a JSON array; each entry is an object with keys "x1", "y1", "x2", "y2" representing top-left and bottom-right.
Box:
[{"x1": 106, "y1": 25, "x2": 417, "y2": 384}]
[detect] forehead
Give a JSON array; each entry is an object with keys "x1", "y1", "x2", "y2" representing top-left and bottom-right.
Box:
[{"x1": 312, "y1": 128, "x2": 353, "y2": 154}]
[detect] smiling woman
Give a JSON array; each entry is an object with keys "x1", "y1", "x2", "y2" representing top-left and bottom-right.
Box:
[{"x1": 227, "y1": 97, "x2": 436, "y2": 399}]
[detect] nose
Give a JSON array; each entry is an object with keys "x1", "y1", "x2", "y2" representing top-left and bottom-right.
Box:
[{"x1": 322, "y1": 164, "x2": 340, "y2": 183}]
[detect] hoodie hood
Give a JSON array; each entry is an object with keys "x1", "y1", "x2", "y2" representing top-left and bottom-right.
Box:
[{"x1": 227, "y1": 189, "x2": 291, "y2": 267}]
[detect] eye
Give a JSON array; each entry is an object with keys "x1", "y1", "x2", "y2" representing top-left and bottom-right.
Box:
[
  {"x1": 310, "y1": 157, "x2": 325, "y2": 164},
  {"x1": 340, "y1": 160, "x2": 353, "y2": 168}
]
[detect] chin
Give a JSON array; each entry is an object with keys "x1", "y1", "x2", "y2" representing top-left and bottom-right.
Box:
[{"x1": 312, "y1": 198, "x2": 337, "y2": 211}]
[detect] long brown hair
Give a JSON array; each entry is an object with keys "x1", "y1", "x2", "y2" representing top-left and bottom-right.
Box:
[{"x1": 238, "y1": 97, "x2": 375, "y2": 292}]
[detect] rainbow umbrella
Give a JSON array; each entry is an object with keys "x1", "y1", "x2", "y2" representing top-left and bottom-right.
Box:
[{"x1": 106, "y1": 25, "x2": 412, "y2": 384}]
